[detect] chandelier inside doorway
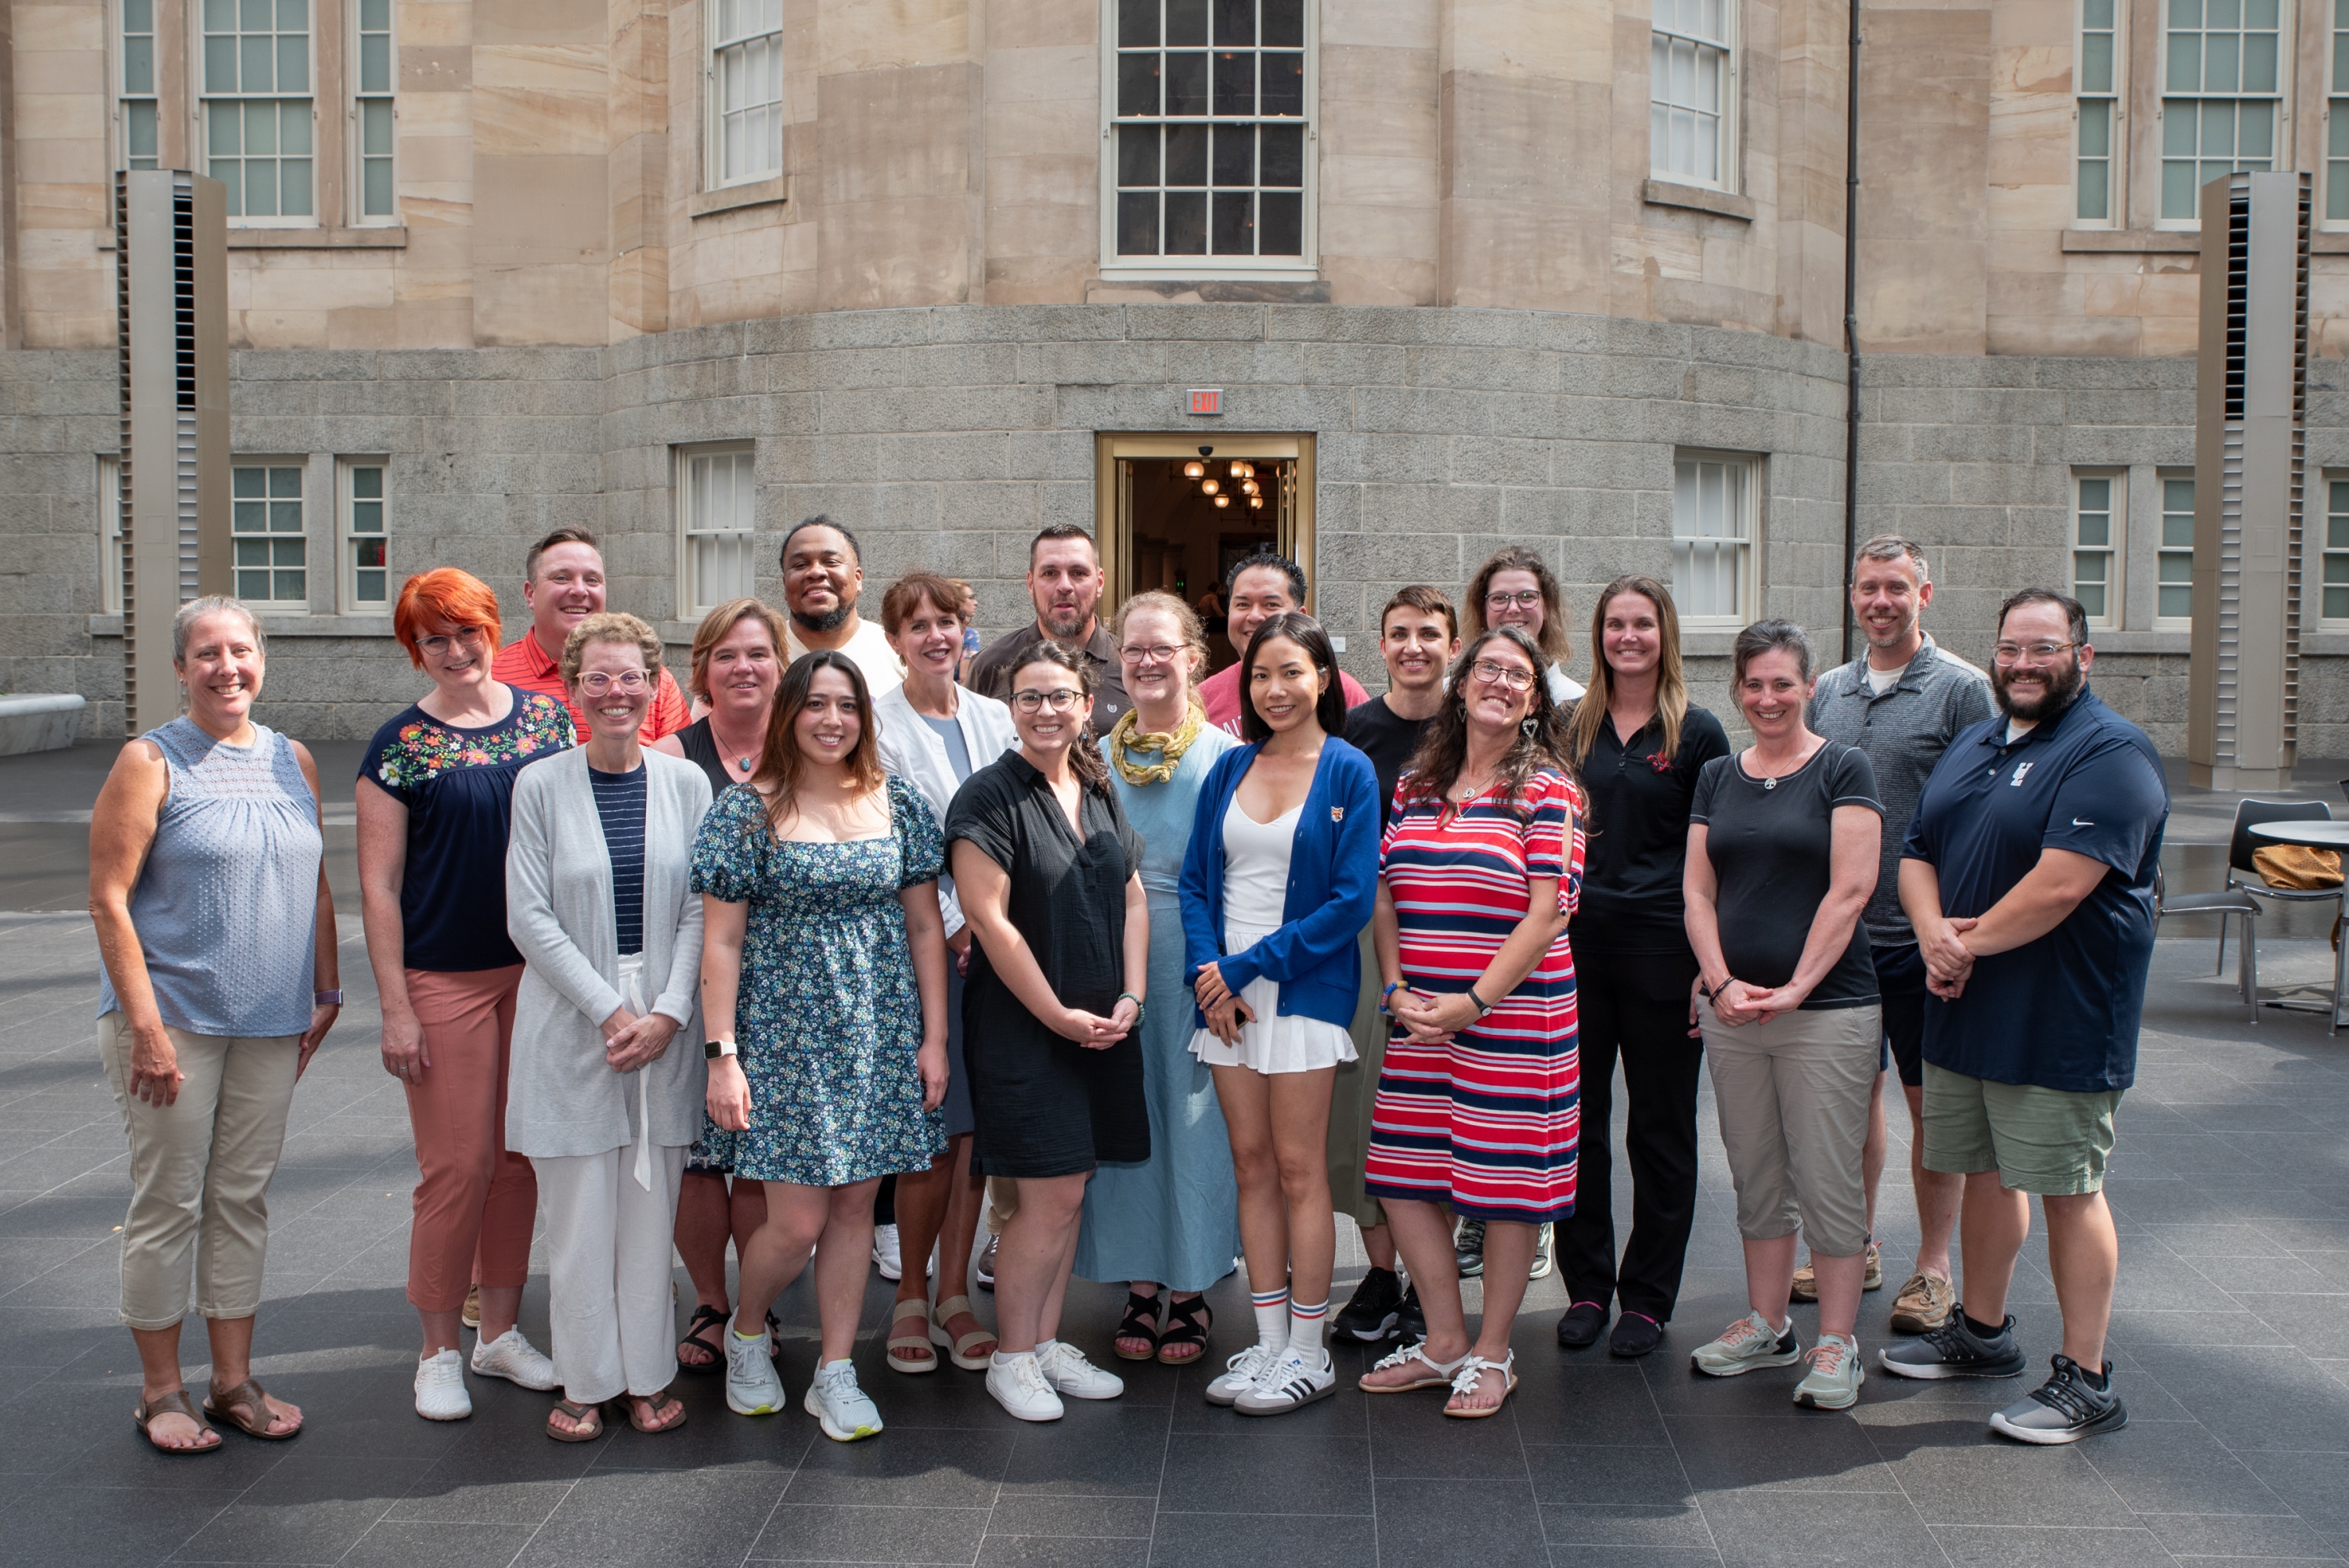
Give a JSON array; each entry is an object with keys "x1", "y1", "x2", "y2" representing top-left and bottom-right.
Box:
[{"x1": 1181, "y1": 445, "x2": 1267, "y2": 510}]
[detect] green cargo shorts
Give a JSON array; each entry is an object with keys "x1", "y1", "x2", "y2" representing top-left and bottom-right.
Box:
[{"x1": 1921, "y1": 1062, "x2": 2123, "y2": 1196}]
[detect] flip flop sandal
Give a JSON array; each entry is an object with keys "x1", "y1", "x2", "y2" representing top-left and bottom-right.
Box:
[
  {"x1": 1113, "y1": 1289, "x2": 1164, "y2": 1361},
  {"x1": 1156, "y1": 1295, "x2": 1212, "y2": 1365},
  {"x1": 677, "y1": 1303, "x2": 728, "y2": 1375},
  {"x1": 928, "y1": 1294, "x2": 996, "y2": 1372},
  {"x1": 621, "y1": 1386, "x2": 688, "y2": 1433},
  {"x1": 546, "y1": 1398, "x2": 604, "y2": 1443},
  {"x1": 887, "y1": 1298, "x2": 940, "y2": 1374},
  {"x1": 203, "y1": 1377, "x2": 301, "y2": 1440},
  {"x1": 134, "y1": 1389, "x2": 222, "y2": 1455},
  {"x1": 1360, "y1": 1340, "x2": 1474, "y2": 1393},
  {"x1": 1442, "y1": 1352, "x2": 1519, "y2": 1419}
]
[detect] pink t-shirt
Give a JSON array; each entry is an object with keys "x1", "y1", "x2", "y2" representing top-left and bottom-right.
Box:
[{"x1": 1197, "y1": 661, "x2": 1373, "y2": 737}]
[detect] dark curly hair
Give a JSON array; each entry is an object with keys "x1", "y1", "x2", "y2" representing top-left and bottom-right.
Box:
[{"x1": 1397, "y1": 625, "x2": 1576, "y2": 819}]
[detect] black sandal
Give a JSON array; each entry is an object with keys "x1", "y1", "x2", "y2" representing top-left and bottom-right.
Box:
[
  {"x1": 1157, "y1": 1294, "x2": 1212, "y2": 1365},
  {"x1": 677, "y1": 1303, "x2": 727, "y2": 1375},
  {"x1": 1113, "y1": 1289, "x2": 1163, "y2": 1361}
]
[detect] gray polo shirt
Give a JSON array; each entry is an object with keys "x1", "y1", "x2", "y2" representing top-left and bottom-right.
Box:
[{"x1": 1807, "y1": 635, "x2": 1994, "y2": 946}]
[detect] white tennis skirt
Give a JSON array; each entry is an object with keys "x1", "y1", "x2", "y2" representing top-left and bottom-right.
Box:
[{"x1": 1188, "y1": 920, "x2": 1359, "y2": 1076}]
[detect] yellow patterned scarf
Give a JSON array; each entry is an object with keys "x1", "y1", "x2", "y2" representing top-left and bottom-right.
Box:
[{"x1": 1110, "y1": 703, "x2": 1206, "y2": 786}]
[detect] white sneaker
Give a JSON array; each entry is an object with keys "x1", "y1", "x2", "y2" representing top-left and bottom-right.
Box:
[
  {"x1": 1036, "y1": 1340, "x2": 1124, "y2": 1401},
  {"x1": 1205, "y1": 1343, "x2": 1280, "y2": 1408},
  {"x1": 872, "y1": 1224, "x2": 904, "y2": 1281},
  {"x1": 1235, "y1": 1348, "x2": 1337, "y2": 1416},
  {"x1": 987, "y1": 1353, "x2": 1064, "y2": 1422},
  {"x1": 803, "y1": 1358, "x2": 883, "y2": 1440},
  {"x1": 414, "y1": 1348, "x2": 471, "y2": 1421},
  {"x1": 469, "y1": 1327, "x2": 557, "y2": 1391},
  {"x1": 726, "y1": 1328, "x2": 786, "y2": 1415}
]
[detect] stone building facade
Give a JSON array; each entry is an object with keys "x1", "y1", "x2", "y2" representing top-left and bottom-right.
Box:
[{"x1": 3, "y1": 0, "x2": 2347, "y2": 752}]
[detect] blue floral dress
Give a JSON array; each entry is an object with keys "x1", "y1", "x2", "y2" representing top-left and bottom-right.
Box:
[{"x1": 688, "y1": 775, "x2": 947, "y2": 1186}]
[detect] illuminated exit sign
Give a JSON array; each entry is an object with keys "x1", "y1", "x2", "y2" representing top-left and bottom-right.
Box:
[{"x1": 1187, "y1": 387, "x2": 1223, "y2": 416}]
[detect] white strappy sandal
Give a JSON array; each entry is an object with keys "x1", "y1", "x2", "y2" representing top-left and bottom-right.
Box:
[
  {"x1": 1359, "y1": 1339, "x2": 1473, "y2": 1393},
  {"x1": 1443, "y1": 1350, "x2": 1518, "y2": 1419}
]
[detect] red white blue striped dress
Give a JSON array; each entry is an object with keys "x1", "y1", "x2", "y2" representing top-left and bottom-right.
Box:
[{"x1": 1362, "y1": 768, "x2": 1583, "y2": 1224}]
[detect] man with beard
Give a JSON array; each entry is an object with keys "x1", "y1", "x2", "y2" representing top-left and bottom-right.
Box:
[
  {"x1": 493, "y1": 526, "x2": 690, "y2": 742},
  {"x1": 967, "y1": 524, "x2": 1128, "y2": 736},
  {"x1": 778, "y1": 517, "x2": 903, "y2": 696},
  {"x1": 1881, "y1": 589, "x2": 2167, "y2": 1447}
]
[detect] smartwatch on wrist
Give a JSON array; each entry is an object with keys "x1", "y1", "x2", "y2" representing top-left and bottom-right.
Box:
[
  {"x1": 313, "y1": 989, "x2": 343, "y2": 1007},
  {"x1": 704, "y1": 1034, "x2": 738, "y2": 1060}
]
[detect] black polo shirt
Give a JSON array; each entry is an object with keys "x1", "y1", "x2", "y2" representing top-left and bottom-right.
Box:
[
  {"x1": 1900, "y1": 689, "x2": 2169, "y2": 1093},
  {"x1": 1572, "y1": 701, "x2": 1733, "y2": 953}
]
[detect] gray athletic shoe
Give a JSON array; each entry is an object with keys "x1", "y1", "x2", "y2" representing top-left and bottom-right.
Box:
[
  {"x1": 1690, "y1": 1310, "x2": 1801, "y2": 1377},
  {"x1": 1792, "y1": 1331, "x2": 1864, "y2": 1410},
  {"x1": 1878, "y1": 1309, "x2": 2026, "y2": 1380},
  {"x1": 1989, "y1": 1356, "x2": 2127, "y2": 1444}
]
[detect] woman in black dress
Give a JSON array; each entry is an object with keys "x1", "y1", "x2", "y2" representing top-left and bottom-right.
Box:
[
  {"x1": 650, "y1": 597, "x2": 789, "y2": 1372},
  {"x1": 946, "y1": 643, "x2": 1150, "y2": 1424}
]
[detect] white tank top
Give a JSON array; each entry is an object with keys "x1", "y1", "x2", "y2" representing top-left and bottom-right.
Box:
[{"x1": 1222, "y1": 796, "x2": 1301, "y2": 931}]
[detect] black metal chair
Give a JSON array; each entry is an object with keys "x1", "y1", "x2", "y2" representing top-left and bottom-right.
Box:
[
  {"x1": 2152, "y1": 865, "x2": 2261, "y2": 1023},
  {"x1": 2224, "y1": 798, "x2": 2344, "y2": 1033}
]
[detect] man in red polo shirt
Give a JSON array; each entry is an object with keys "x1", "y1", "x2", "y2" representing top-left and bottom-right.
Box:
[
  {"x1": 1196, "y1": 551, "x2": 1369, "y2": 735},
  {"x1": 491, "y1": 526, "x2": 689, "y2": 742}
]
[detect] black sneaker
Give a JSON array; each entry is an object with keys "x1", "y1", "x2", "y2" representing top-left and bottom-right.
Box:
[
  {"x1": 1555, "y1": 1300, "x2": 1607, "y2": 1349},
  {"x1": 1395, "y1": 1282, "x2": 1426, "y2": 1343},
  {"x1": 1455, "y1": 1217, "x2": 1486, "y2": 1279},
  {"x1": 1333, "y1": 1267, "x2": 1403, "y2": 1343},
  {"x1": 1608, "y1": 1310, "x2": 1664, "y2": 1358},
  {"x1": 1990, "y1": 1356, "x2": 2128, "y2": 1444},
  {"x1": 1528, "y1": 1223, "x2": 1554, "y2": 1281},
  {"x1": 1878, "y1": 1309, "x2": 2027, "y2": 1380}
]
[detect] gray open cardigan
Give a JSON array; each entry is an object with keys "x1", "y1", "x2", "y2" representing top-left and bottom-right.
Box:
[{"x1": 504, "y1": 747, "x2": 712, "y2": 1160}]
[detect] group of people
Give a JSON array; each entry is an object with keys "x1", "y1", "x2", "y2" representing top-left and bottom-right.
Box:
[{"x1": 87, "y1": 510, "x2": 2169, "y2": 1458}]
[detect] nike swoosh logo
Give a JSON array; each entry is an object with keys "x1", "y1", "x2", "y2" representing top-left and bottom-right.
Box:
[{"x1": 2072, "y1": 818, "x2": 2094, "y2": 827}]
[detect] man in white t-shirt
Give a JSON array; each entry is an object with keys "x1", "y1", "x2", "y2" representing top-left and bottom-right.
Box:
[{"x1": 778, "y1": 515, "x2": 903, "y2": 697}]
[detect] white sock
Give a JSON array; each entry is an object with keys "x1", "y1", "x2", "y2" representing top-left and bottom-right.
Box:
[
  {"x1": 1034, "y1": 1338, "x2": 1058, "y2": 1361},
  {"x1": 1289, "y1": 1299, "x2": 1329, "y2": 1362},
  {"x1": 990, "y1": 1349, "x2": 1036, "y2": 1368},
  {"x1": 1251, "y1": 1287, "x2": 1290, "y2": 1353}
]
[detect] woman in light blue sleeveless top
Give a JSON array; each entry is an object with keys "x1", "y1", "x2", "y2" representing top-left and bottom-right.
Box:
[
  {"x1": 1075, "y1": 593, "x2": 1240, "y2": 1366},
  {"x1": 89, "y1": 598, "x2": 340, "y2": 1455}
]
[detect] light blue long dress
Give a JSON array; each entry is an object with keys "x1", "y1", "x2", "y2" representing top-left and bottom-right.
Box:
[{"x1": 1073, "y1": 722, "x2": 1243, "y2": 1291}]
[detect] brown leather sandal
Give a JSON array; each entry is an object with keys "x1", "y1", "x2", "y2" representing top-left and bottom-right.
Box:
[
  {"x1": 547, "y1": 1398, "x2": 603, "y2": 1442},
  {"x1": 620, "y1": 1387, "x2": 687, "y2": 1433},
  {"x1": 135, "y1": 1389, "x2": 222, "y2": 1454},
  {"x1": 203, "y1": 1378, "x2": 301, "y2": 1440}
]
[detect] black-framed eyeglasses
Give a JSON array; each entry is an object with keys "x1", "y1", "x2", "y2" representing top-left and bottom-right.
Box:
[
  {"x1": 1485, "y1": 590, "x2": 1543, "y2": 610},
  {"x1": 1012, "y1": 687, "x2": 1084, "y2": 714},
  {"x1": 1119, "y1": 643, "x2": 1182, "y2": 665}
]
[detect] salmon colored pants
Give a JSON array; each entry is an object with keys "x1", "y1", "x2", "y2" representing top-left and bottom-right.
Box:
[{"x1": 402, "y1": 965, "x2": 536, "y2": 1313}]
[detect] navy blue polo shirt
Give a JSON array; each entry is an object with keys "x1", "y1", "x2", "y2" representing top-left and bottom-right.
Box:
[{"x1": 1900, "y1": 689, "x2": 2169, "y2": 1093}]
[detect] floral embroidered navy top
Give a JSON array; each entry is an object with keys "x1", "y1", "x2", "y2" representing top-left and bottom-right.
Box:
[{"x1": 359, "y1": 686, "x2": 575, "y2": 970}]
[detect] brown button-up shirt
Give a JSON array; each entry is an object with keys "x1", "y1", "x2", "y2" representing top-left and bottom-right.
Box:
[{"x1": 965, "y1": 621, "x2": 1130, "y2": 738}]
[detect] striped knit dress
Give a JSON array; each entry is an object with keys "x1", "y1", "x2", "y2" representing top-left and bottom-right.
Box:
[{"x1": 1362, "y1": 767, "x2": 1584, "y2": 1224}]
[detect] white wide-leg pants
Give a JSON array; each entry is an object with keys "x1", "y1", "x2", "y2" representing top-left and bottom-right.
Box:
[{"x1": 532, "y1": 1144, "x2": 687, "y2": 1403}]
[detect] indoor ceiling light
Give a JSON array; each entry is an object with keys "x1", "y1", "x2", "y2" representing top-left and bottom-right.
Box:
[
  {"x1": 1214, "y1": 493, "x2": 1231, "y2": 507},
  {"x1": 1200, "y1": 478, "x2": 1219, "y2": 495},
  {"x1": 1182, "y1": 460, "x2": 1204, "y2": 478},
  {"x1": 1240, "y1": 479, "x2": 1259, "y2": 496},
  {"x1": 1248, "y1": 493, "x2": 1264, "y2": 509},
  {"x1": 1230, "y1": 460, "x2": 1249, "y2": 478}
]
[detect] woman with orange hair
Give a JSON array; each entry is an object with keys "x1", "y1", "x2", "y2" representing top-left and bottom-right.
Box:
[{"x1": 359, "y1": 568, "x2": 576, "y2": 1422}]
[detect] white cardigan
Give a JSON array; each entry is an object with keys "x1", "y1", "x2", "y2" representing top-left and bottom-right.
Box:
[
  {"x1": 871, "y1": 680, "x2": 1019, "y2": 939},
  {"x1": 504, "y1": 747, "x2": 712, "y2": 1159}
]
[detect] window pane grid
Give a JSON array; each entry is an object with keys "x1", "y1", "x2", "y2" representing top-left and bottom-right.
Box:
[
  {"x1": 2331, "y1": 0, "x2": 2349, "y2": 219},
  {"x1": 122, "y1": 0, "x2": 160, "y2": 169},
  {"x1": 2073, "y1": 474, "x2": 2116, "y2": 625},
  {"x1": 2160, "y1": 0, "x2": 2280, "y2": 220},
  {"x1": 2326, "y1": 479, "x2": 2349, "y2": 622},
  {"x1": 1651, "y1": 0, "x2": 1730, "y2": 186},
  {"x1": 1670, "y1": 456, "x2": 1752, "y2": 623},
  {"x1": 713, "y1": 0, "x2": 782, "y2": 186},
  {"x1": 683, "y1": 449, "x2": 756, "y2": 615},
  {"x1": 343, "y1": 462, "x2": 387, "y2": 609},
  {"x1": 203, "y1": 0, "x2": 313, "y2": 218},
  {"x1": 231, "y1": 464, "x2": 306, "y2": 605},
  {"x1": 355, "y1": 0, "x2": 393, "y2": 217},
  {"x1": 2079, "y1": 0, "x2": 2117, "y2": 221},
  {"x1": 2158, "y1": 477, "x2": 2196, "y2": 622},
  {"x1": 1114, "y1": 0, "x2": 1307, "y2": 260}
]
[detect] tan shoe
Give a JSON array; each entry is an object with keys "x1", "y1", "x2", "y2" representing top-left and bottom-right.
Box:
[
  {"x1": 1864, "y1": 1241, "x2": 1884, "y2": 1292},
  {"x1": 460, "y1": 1284, "x2": 482, "y2": 1330},
  {"x1": 1888, "y1": 1270, "x2": 1956, "y2": 1335},
  {"x1": 1790, "y1": 1259, "x2": 1818, "y2": 1303}
]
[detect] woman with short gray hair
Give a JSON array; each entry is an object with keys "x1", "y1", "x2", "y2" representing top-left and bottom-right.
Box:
[
  {"x1": 89, "y1": 597, "x2": 341, "y2": 1453},
  {"x1": 1683, "y1": 618, "x2": 1883, "y2": 1411}
]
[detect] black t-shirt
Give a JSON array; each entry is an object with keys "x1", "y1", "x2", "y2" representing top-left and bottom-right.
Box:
[
  {"x1": 1690, "y1": 742, "x2": 1883, "y2": 1009},
  {"x1": 1571, "y1": 701, "x2": 1732, "y2": 952},
  {"x1": 1344, "y1": 695, "x2": 1434, "y2": 829}
]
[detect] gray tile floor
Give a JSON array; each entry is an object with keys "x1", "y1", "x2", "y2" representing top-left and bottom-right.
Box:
[{"x1": 4, "y1": 747, "x2": 2348, "y2": 1566}]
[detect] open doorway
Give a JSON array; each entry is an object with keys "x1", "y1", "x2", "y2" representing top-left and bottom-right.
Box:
[{"x1": 1093, "y1": 434, "x2": 1315, "y2": 673}]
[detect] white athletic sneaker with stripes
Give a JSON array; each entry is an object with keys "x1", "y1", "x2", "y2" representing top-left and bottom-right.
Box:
[
  {"x1": 1205, "y1": 1343, "x2": 1280, "y2": 1407},
  {"x1": 1234, "y1": 1349, "x2": 1337, "y2": 1415}
]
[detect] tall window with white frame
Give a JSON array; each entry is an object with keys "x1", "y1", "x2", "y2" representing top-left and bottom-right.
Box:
[
  {"x1": 1670, "y1": 453, "x2": 1755, "y2": 627},
  {"x1": 352, "y1": 0, "x2": 394, "y2": 219},
  {"x1": 680, "y1": 446, "x2": 757, "y2": 616},
  {"x1": 1111, "y1": 0, "x2": 1308, "y2": 263},
  {"x1": 2329, "y1": 0, "x2": 2349, "y2": 222},
  {"x1": 233, "y1": 463, "x2": 309, "y2": 607},
  {"x1": 1651, "y1": 0, "x2": 1734, "y2": 189},
  {"x1": 2078, "y1": 0, "x2": 2119, "y2": 222},
  {"x1": 2156, "y1": 474, "x2": 2195, "y2": 626},
  {"x1": 2073, "y1": 472, "x2": 2120, "y2": 628},
  {"x1": 121, "y1": 0, "x2": 160, "y2": 169},
  {"x1": 2160, "y1": 0, "x2": 2281, "y2": 223},
  {"x1": 708, "y1": 0, "x2": 782, "y2": 187},
  {"x1": 2326, "y1": 478, "x2": 2349, "y2": 624},
  {"x1": 202, "y1": 0, "x2": 316, "y2": 220},
  {"x1": 341, "y1": 460, "x2": 388, "y2": 613},
  {"x1": 99, "y1": 456, "x2": 126, "y2": 616}
]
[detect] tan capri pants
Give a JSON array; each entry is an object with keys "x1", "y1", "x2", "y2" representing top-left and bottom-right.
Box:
[
  {"x1": 1697, "y1": 997, "x2": 1879, "y2": 1260},
  {"x1": 100, "y1": 1014, "x2": 301, "y2": 1330}
]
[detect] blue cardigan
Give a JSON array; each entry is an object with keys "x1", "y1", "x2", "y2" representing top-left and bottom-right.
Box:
[{"x1": 1177, "y1": 737, "x2": 1382, "y2": 1030}]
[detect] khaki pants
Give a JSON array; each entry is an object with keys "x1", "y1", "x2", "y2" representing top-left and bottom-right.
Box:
[
  {"x1": 1326, "y1": 928, "x2": 1388, "y2": 1231},
  {"x1": 1698, "y1": 997, "x2": 1879, "y2": 1260},
  {"x1": 100, "y1": 1014, "x2": 301, "y2": 1330},
  {"x1": 985, "y1": 1176, "x2": 1020, "y2": 1235}
]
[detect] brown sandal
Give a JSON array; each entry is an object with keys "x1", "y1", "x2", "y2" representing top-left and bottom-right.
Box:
[
  {"x1": 620, "y1": 1386, "x2": 687, "y2": 1433},
  {"x1": 135, "y1": 1389, "x2": 222, "y2": 1454},
  {"x1": 547, "y1": 1398, "x2": 604, "y2": 1442},
  {"x1": 203, "y1": 1378, "x2": 301, "y2": 1440}
]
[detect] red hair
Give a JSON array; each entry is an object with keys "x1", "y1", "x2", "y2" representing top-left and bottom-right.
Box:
[{"x1": 393, "y1": 568, "x2": 503, "y2": 668}]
